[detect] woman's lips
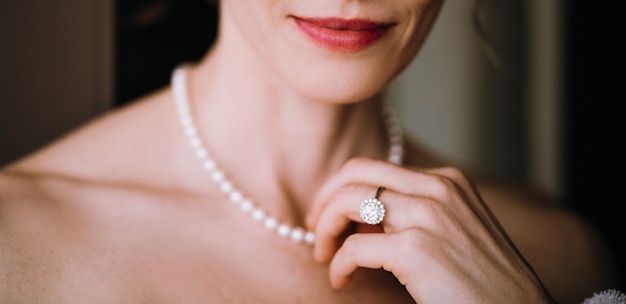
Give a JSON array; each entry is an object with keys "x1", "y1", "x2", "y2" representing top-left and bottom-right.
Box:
[{"x1": 293, "y1": 17, "x2": 393, "y2": 53}]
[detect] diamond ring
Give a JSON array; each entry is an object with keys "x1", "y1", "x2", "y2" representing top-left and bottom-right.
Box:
[{"x1": 359, "y1": 187, "x2": 386, "y2": 225}]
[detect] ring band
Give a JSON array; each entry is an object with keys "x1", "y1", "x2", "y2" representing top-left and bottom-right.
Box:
[
  {"x1": 360, "y1": 187, "x2": 386, "y2": 225},
  {"x1": 375, "y1": 186, "x2": 385, "y2": 200}
]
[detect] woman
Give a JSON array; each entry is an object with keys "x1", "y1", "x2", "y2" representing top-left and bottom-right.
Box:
[{"x1": 0, "y1": 0, "x2": 617, "y2": 303}]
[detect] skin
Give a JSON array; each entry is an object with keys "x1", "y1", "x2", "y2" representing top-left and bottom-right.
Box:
[{"x1": 0, "y1": 0, "x2": 617, "y2": 303}]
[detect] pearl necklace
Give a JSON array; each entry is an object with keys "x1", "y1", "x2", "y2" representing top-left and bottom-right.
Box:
[{"x1": 171, "y1": 65, "x2": 404, "y2": 245}]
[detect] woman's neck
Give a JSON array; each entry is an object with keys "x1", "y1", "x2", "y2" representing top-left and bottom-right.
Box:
[{"x1": 182, "y1": 36, "x2": 390, "y2": 223}]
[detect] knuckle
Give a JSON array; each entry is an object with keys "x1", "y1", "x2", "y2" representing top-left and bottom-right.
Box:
[
  {"x1": 334, "y1": 183, "x2": 368, "y2": 201},
  {"x1": 438, "y1": 167, "x2": 475, "y2": 192},
  {"x1": 440, "y1": 166, "x2": 466, "y2": 181},
  {"x1": 397, "y1": 229, "x2": 448, "y2": 273},
  {"x1": 427, "y1": 175, "x2": 456, "y2": 200},
  {"x1": 412, "y1": 197, "x2": 447, "y2": 229},
  {"x1": 398, "y1": 228, "x2": 433, "y2": 254},
  {"x1": 316, "y1": 218, "x2": 338, "y2": 236},
  {"x1": 342, "y1": 157, "x2": 372, "y2": 170},
  {"x1": 340, "y1": 234, "x2": 365, "y2": 256}
]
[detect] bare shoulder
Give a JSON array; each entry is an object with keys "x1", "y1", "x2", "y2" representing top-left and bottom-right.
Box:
[
  {"x1": 0, "y1": 163, "x2": 242, "y2": 303},
  {"x1": 475, "y1": 178, "x2": 618, "y2": 303},
  {"x1": 6, "y1": 87, "x2": 176, "y2": 183},
  {"x1": 0, "y1": 169, "x2": 163, "y2": 302},
  {"x1": 0, "y1": 171, "x2": 70, "y2": 302},
  {"x1": 0, "y1": 87, "x2": 229, "y2": 302}
]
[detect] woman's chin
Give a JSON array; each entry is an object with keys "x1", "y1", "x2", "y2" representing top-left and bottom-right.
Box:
[
  {"x1": 284, "y1": 69, "x2": 393, "y2": 104},
  {"x1": 297, "y1": 81, "x2": 387, "y2": 104}
]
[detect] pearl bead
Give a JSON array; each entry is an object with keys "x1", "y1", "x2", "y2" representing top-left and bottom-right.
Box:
[
  {"x1": 264, "y1": 218, "x2": 277, "y2": 230},
  {"x1": 390, "y1": 155, "x2": 402, "y2": 165},
  {"x1": 219, "y1": 181, "x2": 233, "y2": 193},
  {"x1": 252, "y1": 209, "x2": 265, "y2": 221},
  {"x1": 240, "y1": 200, "x2": 253, "y2": 212},
  {"x1": 189, "y1": 136, "x2": 201, "y2": 147},
  {"x1": 203, "y1": 160, "x2": 216, "y2": 171},
  {"x1": 177, "y1": 104, "x2": 190, "y2": 116},
  {"x1": 290, "y1": 229, "x2": 304, "y2": 243},
  {"x1": 195, "y1": 148, "x2": 208, "y2": 159},
  {"x1": 184, "y1": 125, "x2": 196, "y2": 137},
  {"x1": 211, "y1": 171, "x2": 224, "y2": 182},
  {"x1": 305, "y1": 232, "x2": 315, "y2": 245},
  {"x1": 180, "y1": 116, "x2": 192, "y2": 127},
  {"x1": 229, "y1": 192, "x2": 243, "y2": 203},
  {"x1": 277, "y1": 225, "x2": 291, "y2": 237},
  {"x1": 391, "y1": 145, "x2": 403, "y2": 154}
]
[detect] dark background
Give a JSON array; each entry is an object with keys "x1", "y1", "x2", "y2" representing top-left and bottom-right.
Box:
[
  {"x1": 565, "y1": 0, "x2": 625, "y2": 289},
  {"x1": 115, "y1": 0, "x2": 625, "y2": 289},
  {"x1": 115, "y1": 0, "x2": 217, "y2": 105}
]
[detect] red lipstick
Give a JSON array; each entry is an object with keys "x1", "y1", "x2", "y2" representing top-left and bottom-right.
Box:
[{"x1": 293, "y1": 17, "x2": 393, "y2": 53}]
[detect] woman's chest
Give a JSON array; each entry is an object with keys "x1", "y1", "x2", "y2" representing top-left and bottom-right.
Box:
[
  {"x1": 46, "y1": 188, "x2": 416, "y2": 303},
  {"x1": 63, "y1": 216, "x2": 412, "y2": 303},
  {"x1": 120, "y1": 224, "x2": 414, "y2": 303},
  {"x1": 131, "y1": 257, "x2": 414, "y2": 303}
]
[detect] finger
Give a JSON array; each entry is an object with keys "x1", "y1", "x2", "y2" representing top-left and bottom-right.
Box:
[
  {"x1": 307, "y1": 157, "x2": 423, "y2": 230},
  {"x1": 312, "y1": 183, "x2": 375, "y2": 263},
  {"x1": 420, "y1": 167, "x2": 482, "y2": 210},
  {"x1": 328, "y1": 232, "x2": 397, "y2": 289},
  {"x1": 313, "y1": 184, "x2": 439, "y2": 262},
  {"x1": 308, "y1": 159, "x2": 480, "y2": 231},
  {"x1": 421, "y1": 167, "x2": 511, "y2": 244}
]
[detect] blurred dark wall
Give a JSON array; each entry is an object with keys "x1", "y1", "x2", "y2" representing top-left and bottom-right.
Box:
[
  {"x1": 565, "y1": 0, "x2": 626, "y2": 289},
  {"x1": 0, "y1": 1, "x2": 113, "y2": 166},
  {"x1": 0, "y1": 0, "x2": 216, "y2": 166},
  {"x1": 115, "y1": 0, "x2": 217, "y2": 105}
]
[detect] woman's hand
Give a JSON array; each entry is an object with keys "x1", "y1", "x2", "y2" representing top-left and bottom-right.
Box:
[{"x1": 306, "y1": 157, "x2": 555, "y2": 304}]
